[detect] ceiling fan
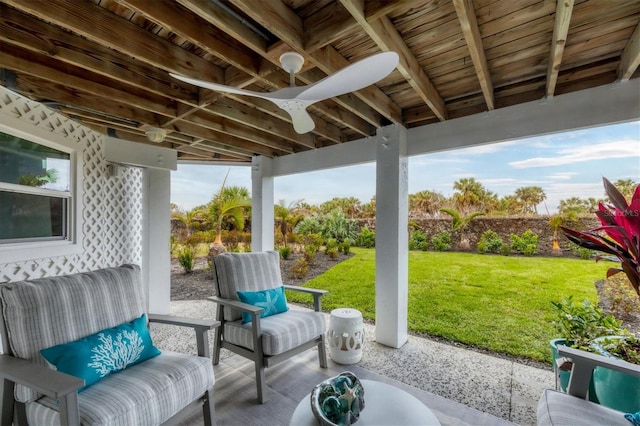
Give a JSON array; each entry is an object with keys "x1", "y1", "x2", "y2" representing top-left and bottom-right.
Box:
[{"x1": 170, "y1": 51, "x2": 399, "y2": 134}]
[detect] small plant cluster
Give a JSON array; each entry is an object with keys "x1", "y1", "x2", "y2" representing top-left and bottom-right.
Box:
[
  {"x1": 177, "y1": 245, "x2": 195, "y2": 273},
  {"x1": 289, "y1": 257, "x2": 309, "y2": 279},
  {"x1": 509, "y1": 229, "x2": 539, "y2": 256},
  {"x1": 475, "y1": 229, "x2": 540, "y2": 256},
  {"x1": 357, "y1": 227, "x2": 375, "y2": 248},
  {"x1": 599, "y1": 336, "x2": 640, "y2": 365},
  {"x1": 477, "y1": 230, "x2": 503, "y2": 254},
  {"x1": 408, "y1": 230, "x2": 451, "y2": 251}
]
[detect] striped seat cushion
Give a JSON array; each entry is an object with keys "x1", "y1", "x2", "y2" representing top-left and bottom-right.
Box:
[
  {"x1": 223, "y1": 310, "x2": 325, "y2": 356},
  {"x1": 25, "y1": 351, "x2": 214, "y2": 426},
  {"x1": 213, "y1": 251, "x2": 283, "y2": 322},
  {"x1": 537, "y1": 389, "x2": 629, "y2": 426},
  {"x1": 0, "y1": 265, "x2": 146, "y2": 403}
]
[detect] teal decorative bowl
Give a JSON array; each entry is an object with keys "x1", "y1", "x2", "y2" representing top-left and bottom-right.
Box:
[{"x1": 310, "y1": 372, "x2": 365, "y2": 426}]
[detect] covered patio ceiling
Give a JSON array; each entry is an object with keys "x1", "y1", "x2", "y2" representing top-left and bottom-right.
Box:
[{"x1": 1, "y1": 0, "x2": 639, "y2": 164}]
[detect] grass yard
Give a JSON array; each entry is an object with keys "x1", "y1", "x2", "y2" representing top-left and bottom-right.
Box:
[{"x1": 286, "y1": 247, "x2": 610, "y2": 363}]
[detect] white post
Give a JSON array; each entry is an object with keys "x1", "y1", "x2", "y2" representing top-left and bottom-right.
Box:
[
  {"x1": 144, "y1": 168, "x2": 171, "y2": 314},
  {"x1": 251, "y1": 156, "x2": 275, "y2": 252},
  {"x1": 375, "y1": 124, "x2": 409, "y2": 348}
]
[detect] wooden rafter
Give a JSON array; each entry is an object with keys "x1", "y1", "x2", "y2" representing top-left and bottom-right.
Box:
[
  {"x1": 230, "y1": 0, "x2": 402, "y2": 126},
  {"x1": 618, "y1": 22, "x2": 640, "y2": 81},
  {"x1": 452, "y1": 0, "x2": 494, "y2": 110},
  {"x1": 339, "y1": 0, "x2": 448, "y2": 121},
  {"x1": 546, "y1": 0, "x2": 575, "y2": 97}
]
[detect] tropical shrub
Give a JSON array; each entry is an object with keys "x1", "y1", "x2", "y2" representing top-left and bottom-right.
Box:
[
  {"x1": 320, "y1": 209, "x2": 358, "y2": 243},
  {"x1": 279, "y1": 246, "x2": 292, "y2": 260},
  {"x1": 325, "y1": 238, "x2": 339, "y2": 254},
  {"x1": 477, "y1": 230, "x2": 503, "y2": 254},
  {"x1": 289, "y1": 258, "x2": 309, "y2": 279},
  {"x1": 177, "y1": 246, "x2": 195, "y2": 273},
  {"x1": 339, "y1": 239, "x2": 352, "y2": 255},
  {"x1": 295, "y1": 215, "x2": 323, "y2": 235},
  {"x1": 561, "y1": 177, "x2": 639, "y2": 298},
  {"x1": 431, "y1": 231, "x2": 451, "y2": 252},
  {"x1": 357, "y1": 227, "x2": 375, "y2": 248},
  {"x1": 409, "y1": 230, "x2": 427, "y2": 251},
  {"x1": 510, "y1": 230, "x2": 539, "y2": 256},
  {"x1": 327, "y1": 247, "x2": 339, "y2": 260},
  {"x1": 304, "y1": 245, "x2": 317, "y2": 264}
]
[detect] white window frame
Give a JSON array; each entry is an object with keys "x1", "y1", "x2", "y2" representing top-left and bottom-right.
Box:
[{"x1": 0, "y1": 119, "x2": 83, "y2": 263}]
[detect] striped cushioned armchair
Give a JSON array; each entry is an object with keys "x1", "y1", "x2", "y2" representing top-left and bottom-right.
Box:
[
  {"x1": 210, "y1": 250, "x2": 328, "y2": 403},
  {"x1": 0, "y1": 265, "x2": 219, "y2": 426}
]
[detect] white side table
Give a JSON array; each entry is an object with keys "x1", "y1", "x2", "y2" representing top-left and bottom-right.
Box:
[{"x1": 327, "y1": 308, "x2": 364, "y2": 364}]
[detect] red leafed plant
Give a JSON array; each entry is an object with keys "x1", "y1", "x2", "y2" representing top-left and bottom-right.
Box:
[{"x1": 561, "y1": 177, "x2": 640, "y2": 299}]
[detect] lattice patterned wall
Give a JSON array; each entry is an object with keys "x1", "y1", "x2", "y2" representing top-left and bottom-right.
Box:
[{"x1": 0, "y1": 87, "x2": 143, "y2": 282}]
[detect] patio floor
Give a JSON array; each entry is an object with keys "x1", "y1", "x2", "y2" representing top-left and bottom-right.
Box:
[{"x1": 150, "y1": 301, "x2": 555, "y2": 426}]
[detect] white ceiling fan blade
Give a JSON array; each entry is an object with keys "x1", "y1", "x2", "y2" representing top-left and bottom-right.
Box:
[
  {"x1": 295, "y1": 51, "x2": 399, "y2": 102},
  {"x1": 290, "y1": 109, "x2": 315, "y2": 134},
  {"x1": 170, "y1": 73, "x2": 273, "y2": 100}
]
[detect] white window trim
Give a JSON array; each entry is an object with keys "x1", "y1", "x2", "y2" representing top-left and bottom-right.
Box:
[{"x1": 0, "y1": 117, "x2": 84, "y2": 263}]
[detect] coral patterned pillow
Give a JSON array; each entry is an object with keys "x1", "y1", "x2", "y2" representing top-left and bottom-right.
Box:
[
  {"x1": 40, "y1": 313, "x2": 161, "y2": 390},
  {"x1": 236, "y1": 286, "x2": 289, "y2": 324}
]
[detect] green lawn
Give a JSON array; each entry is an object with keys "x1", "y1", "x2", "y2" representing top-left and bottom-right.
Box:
[{"x1": 286, "y1": 247, "x2": 610, "y2": 363}]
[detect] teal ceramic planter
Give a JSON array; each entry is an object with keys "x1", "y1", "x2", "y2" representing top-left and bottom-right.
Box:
[
  {"x1": 550, "y1": 338, "x2": 571, "y2": 392},
  {"x1": 590, "y1": 336, "x2": 640, "y2": 413}
]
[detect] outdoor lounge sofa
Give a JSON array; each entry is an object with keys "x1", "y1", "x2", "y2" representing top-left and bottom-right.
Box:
[
  {"x1": 537, "y1": 344, "x2": 640, "y2": 426},
  {"x1": 0, "y1": 264, "x2": 218, "y2": 426}
]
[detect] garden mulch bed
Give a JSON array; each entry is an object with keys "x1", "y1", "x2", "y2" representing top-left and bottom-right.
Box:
[
  {"x1": 170, "y1": 251, "x2": 639, "y2": 369},
  {"x1": 170, "y1": 251, "x2": 352, "y2": 301}
]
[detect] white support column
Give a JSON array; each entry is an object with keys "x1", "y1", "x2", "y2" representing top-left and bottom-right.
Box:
[
  {"x1": 375, "y1": 124, "x2": 409, "y2": 348},
  {"x1": 251, "y1": 156, "x2": 275, "y2": 252},
  {"x1": 143, "y1": 168, "x2": 171, "y2": 314}
]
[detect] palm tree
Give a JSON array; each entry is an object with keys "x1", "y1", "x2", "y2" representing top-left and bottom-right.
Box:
[
  {"x1": 440, "y1": 207, "x2": 485, "y2": 250},
  {"x1": 515, "y1": 186, "x2": 546, "y2": 215},
  {"x1": 409, "y1": 190, "x2": 445, "y2": 217},
  {"x1": 208, "y1": 171, "x2": 251, "y2": 253},
  {"x1": 274, "y1": 200, "x2": 304, "y2": 247},
  {"x1": 171, "y1": 207, "x2": 206, "y2": 238}
]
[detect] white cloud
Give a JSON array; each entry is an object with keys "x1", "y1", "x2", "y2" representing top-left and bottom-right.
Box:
[
  {"x1": 548, "y1": 172, "x2": 578, "y2": 180},
  {"x1": 509, "y1": 140, "x2": 639, "y2": 168}
]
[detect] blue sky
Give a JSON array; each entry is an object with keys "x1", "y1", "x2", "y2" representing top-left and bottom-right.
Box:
[{"x1": 171, "y1": 121, "x2": 639, "y2": 214}]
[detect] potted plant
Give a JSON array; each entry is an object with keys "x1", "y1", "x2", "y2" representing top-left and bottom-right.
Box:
[
  {"x1": 558, "y1": 177, "x2": 639, "y2": 412},
  {"x1": 550, "y1": 296, "x2": 626, "y2": 392}
]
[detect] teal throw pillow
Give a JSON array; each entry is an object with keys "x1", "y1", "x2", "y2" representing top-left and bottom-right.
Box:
[
  {"x1": 237, "y1": 286, "x2": 289, "y2": 324},
  {"x1": 40, "y1": 313, "x2": 161, "y2": 390}
]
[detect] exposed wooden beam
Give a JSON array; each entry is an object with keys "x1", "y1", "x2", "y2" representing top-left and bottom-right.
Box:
[
  {"x1": 339, "y1": 0, "x2": 448, "y2": 121},
  {"x1": 175, "y1": 0, "x2": 368, "y2": 139},
  {"x1": 304, "y1": 3, "x2": 356, "y2": 52},
  {"x1": 0, "y1": 44, "x2": 177, "y2": 118},
  {"x1": 545, "y1": 0, "x2": 575, "y2": 97},
  {"x1": 3, "y1": 0, "x2": 225, "y2": 83},
  {"x1": 618, "y1": 22, "x2": 640, "y2": 81},
  {"x1": 232, "y1": 0, "x2": 402, "y2": 127},
  {"x1": 176, "y1": 0, "x2": 268, "y2": 54},
  {"x1": 116, "y1": 0, "x2": 258, "y2": 75},
  {"x1": 452, "y1": 0, "x2": 494, "y2": 110}
]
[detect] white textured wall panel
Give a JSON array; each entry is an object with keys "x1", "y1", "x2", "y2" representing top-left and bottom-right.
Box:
[{"x1": 0, "y1": 87, "x2": 143, "y2": 282}]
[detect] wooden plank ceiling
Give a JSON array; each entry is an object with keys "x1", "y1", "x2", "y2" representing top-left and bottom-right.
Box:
[{"x1": 1, "y1": 0, "x2": 638, "y2": 163}]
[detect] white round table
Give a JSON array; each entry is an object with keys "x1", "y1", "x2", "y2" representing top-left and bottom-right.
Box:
[{"x1": 289, "y1": 379, "x2": 441, "y2": 426}]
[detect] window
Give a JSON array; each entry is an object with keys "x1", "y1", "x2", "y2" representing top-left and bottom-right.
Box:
[{"x1": 0, "y1": 131, "x2": 72, "y2": 243}]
